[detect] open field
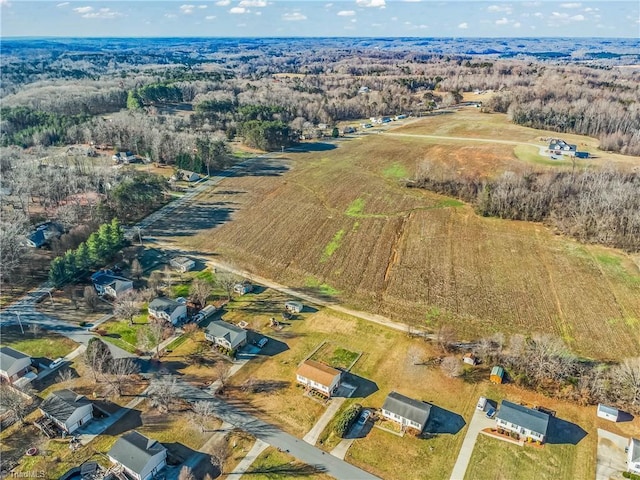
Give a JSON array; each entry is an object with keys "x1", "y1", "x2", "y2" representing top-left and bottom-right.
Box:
[
  {"x1": 0, "y1": 325, "x2": 78, "y2": 359},
  {"x1": 146, "y1": 110, "x2": 640, "y2": 361}
]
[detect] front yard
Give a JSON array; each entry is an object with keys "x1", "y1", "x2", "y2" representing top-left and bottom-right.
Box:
[
  {"x1": 1, "y1": 325, "x2": 78, "y2": 359},
  {"x1": 242, "y1": 447, "x2": 334, "y2": 480},
  {"x1": 98, "y1": 312, "x2": 150, "y2": 354}
]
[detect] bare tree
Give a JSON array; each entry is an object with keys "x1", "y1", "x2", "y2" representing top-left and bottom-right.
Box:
[
  {"x1": 178, "y1": 466, "x2": 195, "y2": 480},
  {"x1": 215, "y1": 272, "x2": 237, "y2": 301},
  {"x1": 84, "y1": 286, "x2": 99, "y2": 312},
  {"x1": 148, "y1": 375, "x2": 180, "y2": 413},
  {"x1": 106, "y1": 358, "x2": 139, "y2": 396},
  {"x1": 209, "y1": 438, "x2": 230, "y2": 474},
  {"x1": 214, "y1": 362, "x2": 232, "y2": 391},
  {"x1": 29, "y1": 323, "x2": 41, "y2": 338},
  {"x1": 611, "y1": 357, "x2": 640, "y2": 406},
  {"x1": 0, "y1": 211, "x2": 28, "y2": 284},
  {"x1": 84, "y1": 338, "x2": 113, "y2": 382},
  {"x1": 0, "y1": 386, "x2": 32, "y2": 425},
  {"x1": 190, "y1": 400, "x2": 216, "y2": 432},
  {"x1": 130, "y1": 258, "x2": 143, "y2": 280},
  {"x1": 440, "y1": 356, "x2": 462, "y2": 378},
  {"x1": 148, "y1": 271, "x2": 164, "y2": 295},
  {"x1": 190, "y1": 278, "x2": 213, "y2": 307},
  {"x1": 56, "y1": 367, "x2": 75, "y2": 384},
  {"x1": 436, "y1": 324, "x2": 456, "y2": 353},
  {"x1": 138, "y1": 319, "x2": 170, "y2": 358},
  {"x1": 113, "y1": 290, "x2": 140, "y2": 326}
]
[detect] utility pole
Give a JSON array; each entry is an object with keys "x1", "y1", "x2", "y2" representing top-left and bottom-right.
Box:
[{"x1": 16, "y1": 312, "x2": 24, "y2": 334}]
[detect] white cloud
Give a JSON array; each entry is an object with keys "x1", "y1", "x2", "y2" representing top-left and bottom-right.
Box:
[
  {"x1": 205, "y1": 15, "x2": 216, "y2": 19},
  {"x1": 551, "y1": 11, "x2": 568, "y2": 19},
  {"x1": 164, "y1": 13, "x2": 177, "y2": 18},
  {"x1": 0, "y1": 0, "x2": 11, "y2": 7},
  {"x1": 533, "y1": 12, "x2": 543, "y2": 18},
  {"x1": 403, "y1": 0, "x2": 421, "y2": 2},
  {"x1": 56, "y1": 2, "x2": 69, "y2": 7},
  {"x1": 570, "y1": 14, "x2": 585, "y2": 21},
  {"x1": 229, "y1": 6, "x2": 247, "y2": 14},
  {"x1": 215, "y1": 0, "x2": 230, "y2": 5},
  {"x1": 255, "y1": 10, "x2": 261, "y2": 15},
  {"x1": 180, "y1": 4, "x2": 195, "y2": 14},
  {"x1": 487, "y1": 5, "x2": 512, "y2": 14},
  {"x1": 356, "y1": 0, "x2": 386, "y2": 7},
  {"x1": 584, "y1": 7, "x2": 599, "y2": 12},
  {"x1": 495, "y1": 17, "x2": 509, "y2": 25},
  {"x1": 198, "y1": 5, "x2": 207, "y2": 9},
  {"x1": 337, "y1": 10, "x2": 355, "y2": 16},
  {"x1": 560, "y1": 2, "x2": 581, "y2": 8},
  {"x1": 351, "y1": 18, "x2": 357, "y2": 22},
  {"x1": 458, "y1": 22, "x2": 468, "y2": 29},
  {"x1": 325, "y1": 2, "x2": 333, "y2": 7},
  {"x1": 371, "y1": 22, "x2": 382, "y2": 26},
  {"x1": 239, "y1": 0, "x2": 266, "y2": 7},
  {"x1": 282, "y1": 12, "x2": 306, "y2": 21},
  {"x1": 513, "y1": 21, "x2": 521, "y2": 27},
  {"x1": 73, "y1": 6, "x2": 93, "y2": 14},
  {"x1": 391, "y1": 16, "x2": 397, "y2": 21}
]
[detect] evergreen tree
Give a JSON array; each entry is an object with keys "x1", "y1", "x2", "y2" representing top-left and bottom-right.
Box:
[
  {"x1": 109, "y1": 218, "x2": 124, "y2": 250},
  {"x1": 63, "y1": 250, "x2": 78, "y2": 280},
  {"x1": 75, "y1": 242, "x2": 91, "y2": 273},
  {"x1": 87, "y1": 232, "x2": 102, "y2": 265},
  {"x1": 48, "y1": 257, "x2": 67, "y2": 287}
]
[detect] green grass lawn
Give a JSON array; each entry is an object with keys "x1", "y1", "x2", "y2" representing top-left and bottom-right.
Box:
[
  {"x1": 464, "y1": 434, "x2": 579, "y2": 480},
  {"x1": 309, "y1": 343, "x2": 359, "y2": 370},
  {"x1": 0, "y1": 325, "x2": 78, "y2": 359},
  {"x1": 100, "y1": 316, "x2": 149, "y2": 353}
]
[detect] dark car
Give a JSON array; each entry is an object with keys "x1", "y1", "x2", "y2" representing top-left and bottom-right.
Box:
[{"x1": 486, "y1": 407, "x2": 496, "y2": 419}]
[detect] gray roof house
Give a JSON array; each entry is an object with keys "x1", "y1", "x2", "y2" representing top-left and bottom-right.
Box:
[
  {"x1": 108, "y1": 431, "x2": 167, "y2": 480},
  {"x1": 205, "y1": 320, "x2": 247, "y2": 351},
  {"x1": 0, "y1": 346, "x2": 32, "y2": 384},
  {"x1": 92, "y1": 270, "x2": 133, "y2": 299},
  {"x1": 597, "y1": 403, "x2": 620, "y2": 422},
  {"x1": 629, "y1": 438, "x2": 640, "y2": 474},
  {"x1": 148, "y1": 297, "x2": 187, "y2": 326},
  {"x1": 169, "y1": 256, "x2": 195, "y2": 273},
  {"x1": 381, "y1": 391, "x2": 431, "y2": 433},
  {"x1": 549, "y1": 139, "x2": 577, "y2": 155},
  {"x1": 40, "y1": 389, "x2": 93, "y2": 434},
  {"x1": 496, "y1": 400, "x2": 550, "y2": 443}
]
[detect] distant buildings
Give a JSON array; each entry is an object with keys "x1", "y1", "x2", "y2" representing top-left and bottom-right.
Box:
[{"x1": 0, "y1": 347, "x2": 32, "y2": 384}]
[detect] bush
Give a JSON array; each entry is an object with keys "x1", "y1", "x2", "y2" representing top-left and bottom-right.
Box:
[
  {"x1": 623, "y1": 472, "x2": 640, "y2": 480},
  {"x1": 334, "y1": 403, "x2": 362, "y2": 438}
]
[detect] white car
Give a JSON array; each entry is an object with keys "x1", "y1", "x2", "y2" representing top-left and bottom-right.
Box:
[
  {"x1": 476, "y1": 396, "x2": 487, "y2": 411},
  {"x1": 49, "y1": 358, "x2": 65, "y2": 369}
]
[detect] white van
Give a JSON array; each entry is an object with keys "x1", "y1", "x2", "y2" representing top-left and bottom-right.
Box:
[{"x1": 476, "y1": 396, "x2": 487, "y2": 411}]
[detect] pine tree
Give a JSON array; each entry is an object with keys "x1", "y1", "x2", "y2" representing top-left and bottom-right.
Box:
[
  {"x1": 86, "y1": 232, "x2": 102, "y2": 266},
  {"x1": 109, "y1": 218, "x2": 124, "y2": 250},
  {"x1": 75, "y1": 242, "x2": 91, "y2": 273},
  {"x1": 48, "y1": 257, "x2": 67, "y2": 287},
  {"x1": 63, "y1": 250, "x2": 78, "y2": 281}
]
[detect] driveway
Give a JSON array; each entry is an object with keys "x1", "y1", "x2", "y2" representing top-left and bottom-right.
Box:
[
  {"x1": 449, "y1": 407, "x2": 494, "y2": 480},
  {"x1": 596, "y1": 429, "x2": 628, "y2": 480},
  {"x1": 303, "y1": 397, "x2": 346, "y2": 445},
  {"x1": 173, "y1": 381, "x2": 379, "y2": 480}
]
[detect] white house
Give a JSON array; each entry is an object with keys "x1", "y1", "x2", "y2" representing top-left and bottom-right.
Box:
[
  {"x1": 629, "y1": 438, "x2": 640, "y2": 474},
  {"x1": 0, "y1": 347, "x2": 32, "y2": 384},
  {"x1": 495, "y1": 400, "x2": 550, "y2": 443},
  {"x1": 381, "y1": 391, "x2": 431, "y2": 433},
  {"x1": 148, "y1": 297, "x2": 187, "y2": 326},
  {"x1": 39, "y1": 389, "x2": 93, "y2": 434},
  {"x1": 91, "y1": 270, "x2": 133, "y2": 299},
  {"x1": 596, "y1": 404, "x2": 620, "y2": 422},
  {"x1": 108, "y1": 431, "x2": 167, "y2": 480},
  {"x1": 169, "y1": 256, "x2": 195, "y2": 273},
  {"x1": 233, "y1": 282, "x2": 253, "y2": 295},
  {"x1": 204, "y1": 320, "x2": 247, "y2": 351},
  {"x1": 285, "y1": 301, "x2": 303, "y2": 314},
  {"x1": 295, "y1": 360, "x2": 341, "y2": 398}
]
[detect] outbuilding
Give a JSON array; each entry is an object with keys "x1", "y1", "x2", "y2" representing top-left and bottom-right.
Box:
[
  {"x1": 597, "y1": 403, "x2": 621, "y2": 422},
  {"x1": 490, "y1": 365, "x2": 504, "y2": 384},
  {"x1": 285, "y1": 301, "x2": 304, "y2": 314}
]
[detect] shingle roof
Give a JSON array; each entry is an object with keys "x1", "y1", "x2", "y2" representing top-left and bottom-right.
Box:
[
  {"x1": 497, "y1": 401, "x2": 549, "y2": 436},
  {"x1": 149, "y1": 297, "x2": 182, "y2": 315},
  {"x1": 205, "y1": 320, "x2": 247, "y2": 348},
  {"x1": 40, "y1": 389, "x2": 91, "y2": 422},
  {"x1": 108, "y1": 431, "x2": 166, "y2": 475},
  {"x1": 0, "y1": 346, "x2": 31, "y2": 373},
  {"x1": 597, "y1": 404, "x2": 619, "y2": 416},
  {"x1": 631, "y1": 438, "x2": 640, "y2": 463},
  {"x1": 382, "y1": 391, "x2": 431, "y2": 428},
  {"x1": 296, "y1": 360, "x2": 341, "y2": 387}
]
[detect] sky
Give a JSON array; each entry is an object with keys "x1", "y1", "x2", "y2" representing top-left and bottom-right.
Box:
[{"x1": 1, "y1": 0, "x2": 638, "y2": 38}]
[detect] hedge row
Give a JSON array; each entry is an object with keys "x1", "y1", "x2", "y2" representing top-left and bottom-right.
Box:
[{"x1": 334, "y1": 403, "x2": 362, "y2": 438}]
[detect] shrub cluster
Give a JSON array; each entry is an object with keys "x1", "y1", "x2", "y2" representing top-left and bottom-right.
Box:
[{"x1": 334, "y1": 403, "x2": 362, "y2": 438}]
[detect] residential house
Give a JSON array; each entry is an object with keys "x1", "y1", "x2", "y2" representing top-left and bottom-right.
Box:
[
  {"x1": 40, "y1": 389, "x2": 93, "y2": 434},
  {"x1": 285, "y1": 301, "x2": 304, "y2": 314},
  {"x1": 26, "y1": 222, "x2": 63, "y2": 248},
  {"x1": 490, "y1": 365, "x2": 504, "y2": 384},
  {"x1": 108, "y1": 431, "x2": 167, "y2": 480},
  {"x1": 495, "y1": 400, "x2": 550, "y2": 443},
  {"x1": 548, "y1": 139, "x2": 577, "y2": 156},
  {"x1": 148, "y1": 297, "x2": 187, "y2": 326},
  {"x1": 233, "y1": 282, "x2": 253, "y2": 295},
  {"x1": 597, "y1": 404, "x2": 621, "y2": 422},
  {"x1": 381, "y1": 391, "x2": 431, "y2": 433},
  {"x1": 183, "y1": 171, "x2": 201, "y2": 182},
  {"x1": 0, "y1": 347, "x2": 32, "y2": 384},
  {"x1": 629, "y1": 438, "x2": 640, "y2": 474},
  {"x1": 205, "y1": 320, "x2": 247, "y2": 351},
  {"x1": 92, "y1": 271, "x2": 134, "y2": 299},
  {"x1": 169, "y1": 256, "x2": 195, "y2": 273},
  {"x1": 295, "y1": 360, "x2": 341, "y2": 397},
  {"x1": 112, "y1": 151, "x2": 136, "y2": 163}
]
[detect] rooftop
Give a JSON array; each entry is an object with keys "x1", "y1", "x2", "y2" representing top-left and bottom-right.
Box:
[
  {"x1": 0, "y1": 346, "x2": 31, "y2": 372},
  {"x1": 296, "y1": 360, "x2": 341, "y2": 387},
  {"x1": 40, "y1": 389, "x2": 91, "y2": 422},
  {"x1": 382, "y1": 391, "x2": 431, "y2": 428},
  {"x1": 108, "y1": 431, "x2": 166, "y2": 475},
  {"x1": 497, "y1": 400, "x2": 550, "y2": 436}
]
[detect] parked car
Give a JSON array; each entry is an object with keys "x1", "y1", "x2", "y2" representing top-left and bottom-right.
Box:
[
  {"x1": 476, "y1": 396, "x2": 487, "y2": 411},
  {"x1": 485, "y1": 407, "x2": 496, "y2": 419},
  {"x1": 49, "y1": 358, "x2": 65, "y2": 369},
  {"x1": 357, "y1": 410, "x2": 371, "y2": 425},
  {"x1": 255, "y1": 337, "x2": 268, "y2": 349}
]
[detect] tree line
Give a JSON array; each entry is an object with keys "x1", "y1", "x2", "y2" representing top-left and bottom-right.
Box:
[
  {"x1": 48, "y1": 218, "x2": 124, "y2": 287},
  {"x1": 409, "y1": 161, "x2": 640, "y2": 252}
]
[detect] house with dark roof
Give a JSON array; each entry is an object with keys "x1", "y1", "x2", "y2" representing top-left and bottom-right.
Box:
[
  {"x1": 495, "y1": 400, "x2": 550, "y2": 443},
  {"x1": 25, "y1": 222, "x2": 63, "y2": 248},
  {"x1": 92, "y1": 270, "x2": 133, "y2": 299},
  {"x1": 549, "y1": 139, "x2": 577, "y2": 156},
  {"x1": 629, "y1": 438, "x2": 640, "y2": 474},
  {"x1": 0, "y1": 346, "x2": 32, "y2": 384},
  {"x1": 108, "y1": 431, "x2": 167, "y2": 480},
  {"x1": 205, "y1": 320, "x2": 247, "y2": 351},
  {"x1": 148, "y1": 297, "x2": 187, "y2": 326},
  {"x1": 169, "y1": 256, "x2": 195, "y2": 273},
  {"x1": 381, "y1": 391, "x2": 431, "y2": 433},
  {"x1": 296, "y1": 360, "x2": 341, "y2": 397},
  {"x1": 39, "y1": 389, "x2": 93, "y2": 434}
]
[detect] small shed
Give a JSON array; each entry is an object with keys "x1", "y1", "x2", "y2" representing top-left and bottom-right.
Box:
[
  {"x1": 462, "y1": 353, "x2": 478, "y2": 366},
  {"x1": 490, "y1": 366, "x2": 504, "y2": 384},
  {"x1": 597, "y1": 404, "x2": 620, "y2": 422},
  {"x1": 285, "y1": 301, "x2": 304, "y2": 314}
]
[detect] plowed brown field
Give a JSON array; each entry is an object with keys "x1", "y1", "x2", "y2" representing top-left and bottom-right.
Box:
[{"x1": 150, "y1": 117, "x2": 640, "y2": 361}]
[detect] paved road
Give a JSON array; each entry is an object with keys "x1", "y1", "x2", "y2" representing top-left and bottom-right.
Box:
[
  {"x1": 174, "y1": 381, "x2": 380, "y2": 480},
  {"x1": 596, "y1": 429, "x2": 628, "y2": 480},
  {"x1": 449, "y1": 407, "x2": 494, "y2": 480}
]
